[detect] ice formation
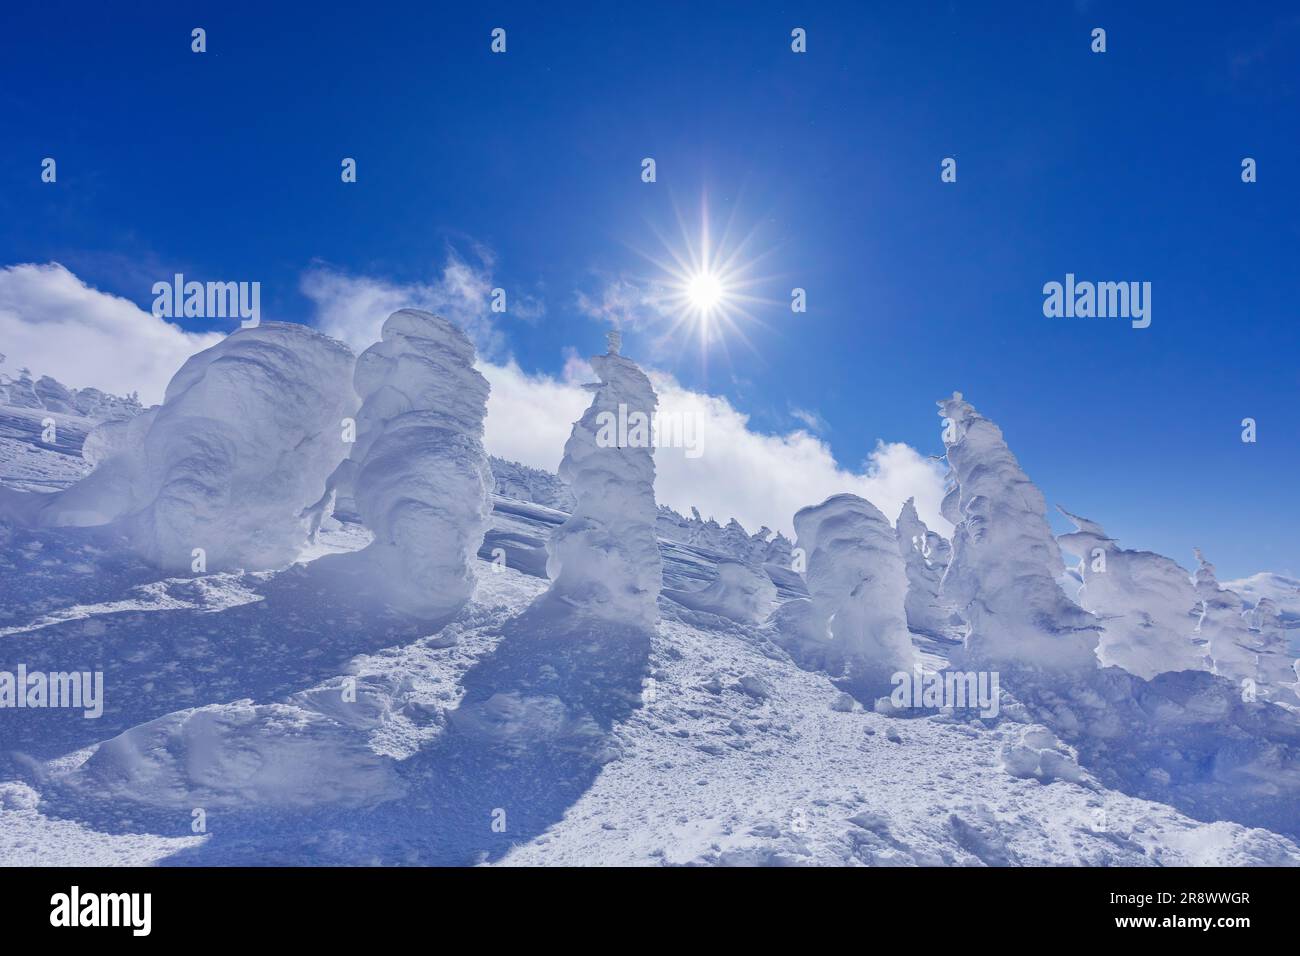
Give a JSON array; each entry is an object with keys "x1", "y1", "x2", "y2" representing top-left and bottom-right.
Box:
[
  {"x1": 937, "y1": 392, "x2": 1099, "y2": 671},
  {"x1": 6, "y1": 368, "x2": 1300, "y2": 864},
  {"x1": 489, "y1": 456, "x2": 576, "y2": 512},
  {"x1": 1250, "y1": 599, "x2": 1300, "y2": 706},
  {"x1": 545, "y1": 337, "x2": 662, "y2": 628},
  {"x1": 0, "y1": 367, "x2": 141, "y2": 420},
  {"x1": 1056, "y1": 508, "x2": 1210, "y2": 679},
  {"x1": 664, "y1": 559, "x2": 777, "y2": 623},
  {"x1": 1192, "y1": 548, "x2": 1261, "y2": 688},
  {"x1": 306, "y1": 310, "x2": 493, "y2": 621},
  {"x1": 895, "y1": 497, "x2": 959, "y2": 640},
  {"x1": 776, "y1": 493, "x2": 917, "y2": 698},
  {"x1": 656, "y1": 505, "x2": 794, "y2": 567},
  {"x1": 3, "y1": 322, "x2": 356, "y2": 571}
]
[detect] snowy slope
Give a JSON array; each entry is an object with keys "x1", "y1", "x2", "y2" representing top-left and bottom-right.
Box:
[
  {"x1": 2, "y1": 549, "x2": 1295, "y2": 867},
  {"x1": 1, "y1": 399, "x2": 1298, "y2": 866},
  {"x1": 0, "y1": 406, "x2": 95, "y2": 492}
]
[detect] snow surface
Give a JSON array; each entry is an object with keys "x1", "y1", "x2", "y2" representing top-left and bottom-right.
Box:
[
  {"x1": 663, "y1": 560, "x2": 777, "y2": 624},
  {"x1": 2, "y1": 364, "x2": 1299, "y2": 867}
]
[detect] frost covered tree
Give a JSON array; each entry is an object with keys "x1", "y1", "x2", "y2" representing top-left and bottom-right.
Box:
[
  {"x1": 1056, "y1": 508, "x2": 1209, "y2": 679},
  {"x1": 1250, "y1": 598, "x2": 1300, "y2": 706},
  {"x1": 545, "y1": 335, "x2": 662, "y2": 628},
  {"x1": 305, "y1": 310, "x2": 492, "y2": 621},
  {"x1": 895, "y1": 496, "x2": 960, "y2": 640},
  {"x1": 1192, "y1": 548, "x2": 1260, "y2": 689},
  {"x1": 5, "y1": 322, "x2": 357, "y2": 571},
  {"x1": 776, "y1": 493, "x2": 917, "y2": 698},
  {"x1": 937, "y1": 392, "x2": 1099, "y2": 671}
]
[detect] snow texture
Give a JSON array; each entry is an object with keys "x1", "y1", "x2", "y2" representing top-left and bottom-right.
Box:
[
  {"x1": 545, "y1": 342, "x2": 662, "y2": 628},
  {"x1": 773, "y1": 493, "x2": 917, "y2": 700},
  {"x1": 896, "y1": 496, "x2": 961, "y2": 641},
  {"x1": 1057, "y1": 507, "x2": 1210, "y2": 680},
  {"x1": 1, "y1": 322, "x2": 356, "y2": 572},
  {"x1": 937, "y1": 392, "x2": 1100, "y2": 672},
  {"x1": 664, "y1": 559, "x2": 777, "y2": 624},
  {"x1": 305, "y1": 310, "x2": 492, "y2": 622}
]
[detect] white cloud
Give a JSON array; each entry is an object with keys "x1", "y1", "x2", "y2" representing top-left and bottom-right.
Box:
[
  {"x1": 478, "y1": 359, "x2": 950, "y2": 539},
  {"x1": 575, "y1": 275, "x2": 672, "y2": 331},
  {"x1": 3, "y1": 261, "x2": 948, "y2": 542},
  {"x1": 0, "y1": 263, "x2": 222, "y2": 405},
  {"x1": 480, "y1": 359, "x2": 590, "y2": 472},
  {"x1": 301, "y1": 248, "x2": 512, "y2": 357},
  {"x1": 789, "y1": 406, "x2": 829, "y2": 434},
  {"x1": 299, "y1": 261, "x2": 949, "y2": 538}
]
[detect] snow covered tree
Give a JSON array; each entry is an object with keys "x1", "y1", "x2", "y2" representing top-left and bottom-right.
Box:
[
  {"x1": 1056, "y1": 508, "x2": 1209, "y2": 679},
  {"x1": 10, "y1": 322, "x2": 357, "y2": 571},
  {"x1": 1250, "y1": 598, "x2": 1300, "y2": 706},
  {"x1": 784, "y1": 492, "x2": 918, "y2": 698},
  {"x1": 895, "y1": 496, "x2": 960, "y2": 640},
  {"x1": 937, "y1": 392, "x2": 1099, "y2": 671},
  {"x1": 305, "y1": 310, "x2": 492, "y2": 620},
  {"x1": 1192, "y1": 548, "x2": 1260, "y2": 690},
  {"x1": 545, "y1": 338, "x2": 662, "y2": 628}
]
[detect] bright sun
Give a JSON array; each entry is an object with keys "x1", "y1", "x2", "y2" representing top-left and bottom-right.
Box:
[
  {"x1": 686, "y1": 271, "x2": 725, "y2": 313},
  {"x1": 632, "y1": 197, "x2": 770, "y2": 358}
]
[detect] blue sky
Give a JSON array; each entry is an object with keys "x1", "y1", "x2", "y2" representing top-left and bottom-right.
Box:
[{"x1": 2, "y1": 1, "x2": 1297, "y2": 579}]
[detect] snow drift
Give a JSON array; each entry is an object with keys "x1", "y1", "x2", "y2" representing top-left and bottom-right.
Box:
[{"x1": 664, "y1": 559, "x2": 777, "y2": 623}]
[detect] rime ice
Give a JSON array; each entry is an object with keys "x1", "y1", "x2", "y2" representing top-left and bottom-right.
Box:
[
  {"x1": 1057, "y1": 508, "x2": 1210, "y2": 680},
  {"x1": 8, "y1": 322, "x2": 356, "y2": 571},
  {"x1": 545, "y1": 341, "x2": 662, "y2": 628},
  {"x1": 896, "y1": 497, "x2": 961, "y2": 641},
  {"x1": 782, "y1": 493, "x2": 917, "y2": 699},
  {"x1": 308, "y1": 309, "x2": 492, "y2": 621},
  {"x1": 937, "y1": 392, "x2": 1100, "y2": 671}
]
